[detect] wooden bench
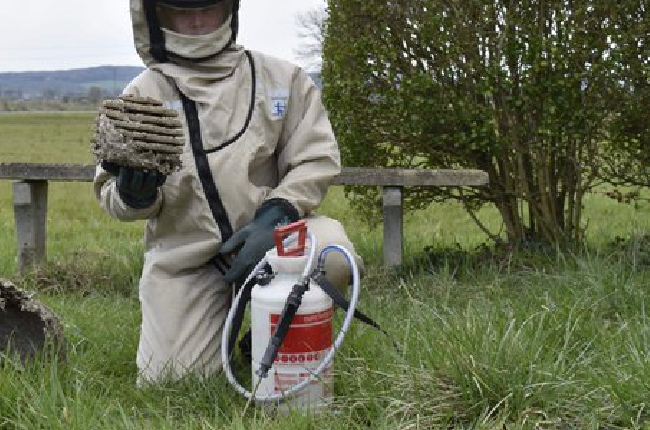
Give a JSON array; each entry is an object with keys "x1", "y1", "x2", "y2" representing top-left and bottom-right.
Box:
[{"x1": 0, "y1": 162, "x2": 489, "y2": 273}]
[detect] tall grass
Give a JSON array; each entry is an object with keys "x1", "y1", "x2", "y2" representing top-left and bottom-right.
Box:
[{"x1": 2, "y1": 113, "x2": 650, "y2": 428}]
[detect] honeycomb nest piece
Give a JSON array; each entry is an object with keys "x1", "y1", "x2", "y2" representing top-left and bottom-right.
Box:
[
  {"x1": 91, "y1": 95, "x2": 185, "y2": 175},
  {"x1": 0, "y1": 279, "x2": 66, "y2": 363}
]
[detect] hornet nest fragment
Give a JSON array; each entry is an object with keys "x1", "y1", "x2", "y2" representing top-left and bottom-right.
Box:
[
  {"x1": 0, "y1": 278, "x2": 66, "y2": 362},
  {"x1": 91, "y1": 95, "x2": 185, "y2": 175}
]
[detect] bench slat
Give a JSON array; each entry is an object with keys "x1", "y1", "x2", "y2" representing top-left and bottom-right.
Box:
[
  {"x1": 0, "y1": 163, "x2": 489, "y2": 187},
  {"x1": 0, "y1": 163, "x2": 95, "y2": 181},
  {"x1": 334, "y1": 167, "x2": 488, "y2": 187}
]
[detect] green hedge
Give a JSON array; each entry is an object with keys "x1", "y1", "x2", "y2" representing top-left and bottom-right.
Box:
[{"x1": 323, "y1": 0, "x2": 649, "y2": 247}]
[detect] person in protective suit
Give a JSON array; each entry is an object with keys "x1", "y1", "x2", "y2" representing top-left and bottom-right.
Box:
[{"x1": 93, "y1": 0, "x2": 363, "y2": 384}]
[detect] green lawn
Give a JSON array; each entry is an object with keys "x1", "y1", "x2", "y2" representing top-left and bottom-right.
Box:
[{"x1": 2, "y1": 113, "x2": 650, "y2": 429}]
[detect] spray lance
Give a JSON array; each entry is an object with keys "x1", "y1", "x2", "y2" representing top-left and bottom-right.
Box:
[{"x1": 221, "y1": 220, "x2": 363, "y2": 408}]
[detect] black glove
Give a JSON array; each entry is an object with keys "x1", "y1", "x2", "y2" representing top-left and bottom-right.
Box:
[
  {"x1": 219, "y1": 199, "x2": 299, "y2": 286},
  {"x1": 101, "y1": 161, "x2": 166, "y2": 209}
]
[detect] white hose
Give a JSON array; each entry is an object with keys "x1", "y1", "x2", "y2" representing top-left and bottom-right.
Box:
[{"x1": 221, "y1": 235, "x2": 361, "y2": 403}]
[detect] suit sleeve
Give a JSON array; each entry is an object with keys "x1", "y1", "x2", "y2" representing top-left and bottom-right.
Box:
[{"x1": 266, "y1": 69, "x2": 341, "y2": 216}]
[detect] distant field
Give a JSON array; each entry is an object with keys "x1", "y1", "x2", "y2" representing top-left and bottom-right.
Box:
[{"x1": 0, "y1": 112, "x2": 96, "y2": 163}]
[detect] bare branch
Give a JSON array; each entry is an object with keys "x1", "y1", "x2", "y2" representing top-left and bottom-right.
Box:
[{"x1": 294, "y1": 2, "x2": 327, "y2": 71}]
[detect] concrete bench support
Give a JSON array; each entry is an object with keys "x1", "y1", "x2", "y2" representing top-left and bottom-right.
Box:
[
  {"x1": 12, "y1": 180, "x2": 48, "y2": 274},
  {"x1": 383, "y1": 186, "x2": 403, "y2": 267}
]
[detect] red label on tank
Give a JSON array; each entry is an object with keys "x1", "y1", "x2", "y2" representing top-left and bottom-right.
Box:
[{"x1": 270, "y1": 308, "x2": 333, "y2": 354}]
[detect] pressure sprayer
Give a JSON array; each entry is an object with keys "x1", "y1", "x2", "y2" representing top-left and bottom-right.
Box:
[{"x1": 221, "y1": 220, "x2": 361, "y2": 409}]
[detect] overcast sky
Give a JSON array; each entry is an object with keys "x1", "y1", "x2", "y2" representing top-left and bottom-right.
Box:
[{"x1": 0, "y1": 0, "x2": 325, "y2": 73}]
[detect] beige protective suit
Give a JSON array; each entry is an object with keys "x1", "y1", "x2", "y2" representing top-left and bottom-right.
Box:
[{"x1": 94, "y1": 0, "x2": 362, "y2": 384}]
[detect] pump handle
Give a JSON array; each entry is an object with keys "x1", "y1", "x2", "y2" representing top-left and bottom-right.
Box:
[{"x1": 274, "y1": 220, "x2": 307, "y2": 256}]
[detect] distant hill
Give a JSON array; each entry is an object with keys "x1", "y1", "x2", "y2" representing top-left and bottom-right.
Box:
[
  {"x1": 0, "y1": 66, "x2": 145, "y2": 100},
  {"x1": 0, "y1": 66, "x2": 322, "y2": 101}
]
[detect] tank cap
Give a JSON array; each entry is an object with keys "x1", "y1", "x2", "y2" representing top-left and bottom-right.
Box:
[{"x1": 274, "y1": 220, "x2": 307, "y2": 257}]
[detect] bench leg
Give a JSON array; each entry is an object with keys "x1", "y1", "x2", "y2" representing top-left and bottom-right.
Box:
[
  {"x1": 382, "y1": 186, "x2": 403, "y2": 267},
  {"x1": 12, "y1": 180, "x2": 48, "y2": 274}
]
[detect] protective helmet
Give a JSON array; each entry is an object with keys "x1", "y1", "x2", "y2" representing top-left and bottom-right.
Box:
[{"x1": 142, "y1": 0, "x2": 240, "y2": 62}]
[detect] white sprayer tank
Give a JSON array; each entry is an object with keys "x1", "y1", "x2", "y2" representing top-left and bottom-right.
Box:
[{"x1": 250, "y1": 247, "x2": 334, "y2": 409}]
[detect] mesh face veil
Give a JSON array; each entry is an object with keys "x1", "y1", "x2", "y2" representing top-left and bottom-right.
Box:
[
  {"x1": 157, "y1": 1, "x2": 232, "y2": 35},
  {"x1": 142, "y1": 0, "x2": 240, "y2": 62}
]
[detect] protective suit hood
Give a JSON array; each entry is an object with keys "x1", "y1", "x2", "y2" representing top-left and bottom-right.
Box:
[{"x1": 130, "y1": 0, "x2": 245, "y2": 81}]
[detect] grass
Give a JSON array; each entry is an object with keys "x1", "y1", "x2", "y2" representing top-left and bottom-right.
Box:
[{"x1": 2, "y1": 113, "x2": 650, "y2": 428}]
